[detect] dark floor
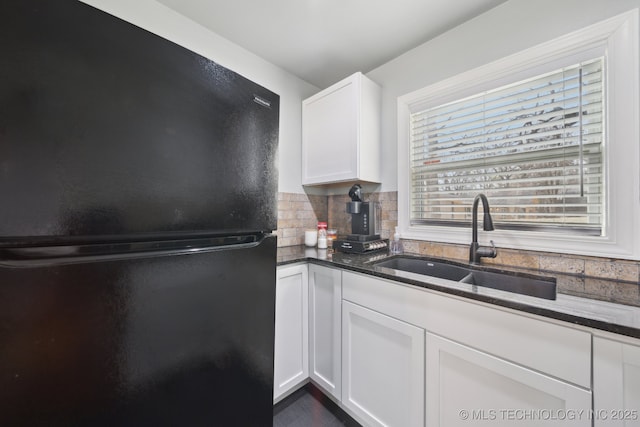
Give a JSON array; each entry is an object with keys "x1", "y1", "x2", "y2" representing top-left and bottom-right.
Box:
[{"x1": 273, "y1": 384, "x2": 361, "y2": 427}]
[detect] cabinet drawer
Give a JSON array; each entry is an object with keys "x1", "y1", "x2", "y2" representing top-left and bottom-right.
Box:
[{"x1": 342, "y1": 270, "x2": 592, "y2": 389}]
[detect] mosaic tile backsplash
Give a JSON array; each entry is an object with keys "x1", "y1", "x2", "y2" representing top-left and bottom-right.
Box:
[{"x1": 277, "y1": 191, "x2": 640, "y2": 283}]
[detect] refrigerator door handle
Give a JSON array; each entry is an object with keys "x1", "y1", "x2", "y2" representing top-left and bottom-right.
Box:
[{"x1": 0, "y1": 233, "x2": 271, "y2": 267}]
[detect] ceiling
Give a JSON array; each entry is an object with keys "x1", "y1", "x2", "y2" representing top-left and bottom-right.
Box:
[{"x1": 156, "y1": 0, "x2": 507, "y2": 88}]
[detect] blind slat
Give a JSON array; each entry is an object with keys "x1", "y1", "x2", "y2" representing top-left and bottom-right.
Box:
[
  {"x1": 414, "y1": 90, "x2": 603, "y2": 137},
  {"x1": 409, "y1": 57, "x2": 605, "y2": 232}
]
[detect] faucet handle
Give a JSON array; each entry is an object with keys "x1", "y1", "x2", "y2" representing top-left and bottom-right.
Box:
[
  {"x1": 474, "y1": 241, "x2": 498, "y2": 260},
  {"x1": 488, "y1": 240, "x2": 497, "y2": 258}
]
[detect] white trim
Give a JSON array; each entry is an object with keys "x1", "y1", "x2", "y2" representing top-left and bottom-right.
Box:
[{"x1": 397, "y1": 10, "x2": 640, "y2": 260}]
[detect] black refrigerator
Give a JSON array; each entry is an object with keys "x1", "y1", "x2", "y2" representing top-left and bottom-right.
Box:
[{"x1": 0, "y1": 1, "x2": 279, "y2": 425}]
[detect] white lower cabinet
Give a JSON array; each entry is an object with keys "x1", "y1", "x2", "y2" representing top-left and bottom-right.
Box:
[
  {"x1": 308, "y1": 264, "x2": 342, "y2": 400},
  {"x1": 342, "y1": 300, "x2": 425, "y2": 427},
  {"x1": 593, "y1": 337, "x2": 640, "y2": 427},
  {"x1": 426, "y1": 332, "x2": 592, "y2": 426},
  {"x1": 273, "y1": 264, "x2": 308, "y2": 402},
  {"x1": 273, "y1": 264, "x2": 638, "y2": 427}
]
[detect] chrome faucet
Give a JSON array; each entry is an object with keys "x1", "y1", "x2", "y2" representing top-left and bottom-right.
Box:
[{"x1": 469, "y1": 194, "x2": 498, "y2": 264}]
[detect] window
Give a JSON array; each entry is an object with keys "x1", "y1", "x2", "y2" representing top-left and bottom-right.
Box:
[
  {"x1": 397, "y1": 11, "x2": 640, "y2": 260},
  {"x1": 410, "y1": 58, "x2": 604, "y2": 236}
]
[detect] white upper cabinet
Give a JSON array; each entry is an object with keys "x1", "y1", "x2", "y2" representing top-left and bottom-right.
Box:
[{"x1": 302, "y1": 72, "x2": 381, "y2": 185}]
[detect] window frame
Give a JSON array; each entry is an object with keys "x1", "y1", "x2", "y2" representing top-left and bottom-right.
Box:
[{"x1": 397, "y1": 10, "x2": 640, "y2": 260}]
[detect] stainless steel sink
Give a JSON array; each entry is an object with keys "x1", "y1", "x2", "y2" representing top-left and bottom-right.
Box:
[{"x1": 370, "y1": 256, "x2": 557, "y2": 300}]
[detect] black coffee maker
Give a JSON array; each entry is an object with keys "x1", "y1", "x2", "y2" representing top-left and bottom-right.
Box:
[
  {"x1": 345, "y1": 184, "x2": 379, "y2": 241},
  {"x1": 334, "y1": 184, "x2": 387, "y2": 254}
]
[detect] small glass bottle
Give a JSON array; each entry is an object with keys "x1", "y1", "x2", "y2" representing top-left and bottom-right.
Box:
[
  {"x1": 317, "y1": 222, "x2": 328, "y2": 249},
  {"x1": 390, "y1": 226, "x2": 404, "y2": 255},
  {"x1": 326, "y1": 229, "x2": 338, "y2": 253}
]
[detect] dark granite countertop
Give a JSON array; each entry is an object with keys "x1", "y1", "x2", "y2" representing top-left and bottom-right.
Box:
[{"x1": 277, "y1": 245, "x2": 640, "y2": 340}]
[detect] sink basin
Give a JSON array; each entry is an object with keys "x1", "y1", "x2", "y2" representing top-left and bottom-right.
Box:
[
  {"x1": 371, "y1": 257, "x2": 470, "y2": 281},
  {"x1": 459, "y1": 270, "x2": 557, "y2": 300},
  {"x1": 370, "y1": 256, "x2": 557, "y2": 300}
]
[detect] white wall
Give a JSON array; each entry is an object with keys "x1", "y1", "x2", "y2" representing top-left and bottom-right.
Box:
[
  {"x1": 367, "y1": 0, "x2": 640, "y2": 192},
  {"x1": 80, "y1": 0, "x2": 319, "y2": 194}
]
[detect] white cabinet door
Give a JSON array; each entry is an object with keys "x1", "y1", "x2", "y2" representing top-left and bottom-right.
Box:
[
  {"x1": 302, "y1": 72, "x2": 381, "y2": 185},
  {"x1": 303, "y1": 76, "x2": 357, "y2": 184},
  {"x1": 308, "y1": 264, "x2": 342, "y2": 400},
  {"x1": 342, "y1": 300, "x2": 425, "y2": 427},
  {"x1": 593, "y1": 337, "x2": 640, "y2": 427},
  {"x1": 426, "y1": 332, "x2": 592, "y2": 427},
  {"x1": 273, "y1": 264, "x2": 308, "y2": 402}
]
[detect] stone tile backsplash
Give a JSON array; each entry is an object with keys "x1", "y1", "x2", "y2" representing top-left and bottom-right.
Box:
[
  {"x1": 401, "y1": 240, "x2": 640, "y2": 283},
  {"x1": 277, "y1": 191, "x2": 398, "y2": 246},
  {"x1": 277, "y1": 190, "x2": 640, "y2": 283},
  {"x1": 276, "y1": 192, "x2": 327, "y2": 247}
]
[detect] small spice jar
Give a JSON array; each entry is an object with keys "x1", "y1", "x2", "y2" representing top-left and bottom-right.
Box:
[{"x1": 326, "y1": 229, "x2": 338, "y2": 252}]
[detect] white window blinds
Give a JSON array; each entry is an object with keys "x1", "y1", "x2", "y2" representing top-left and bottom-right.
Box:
[{"x1": 410, "y1": 58, "x2": 604, "y2": 235}]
